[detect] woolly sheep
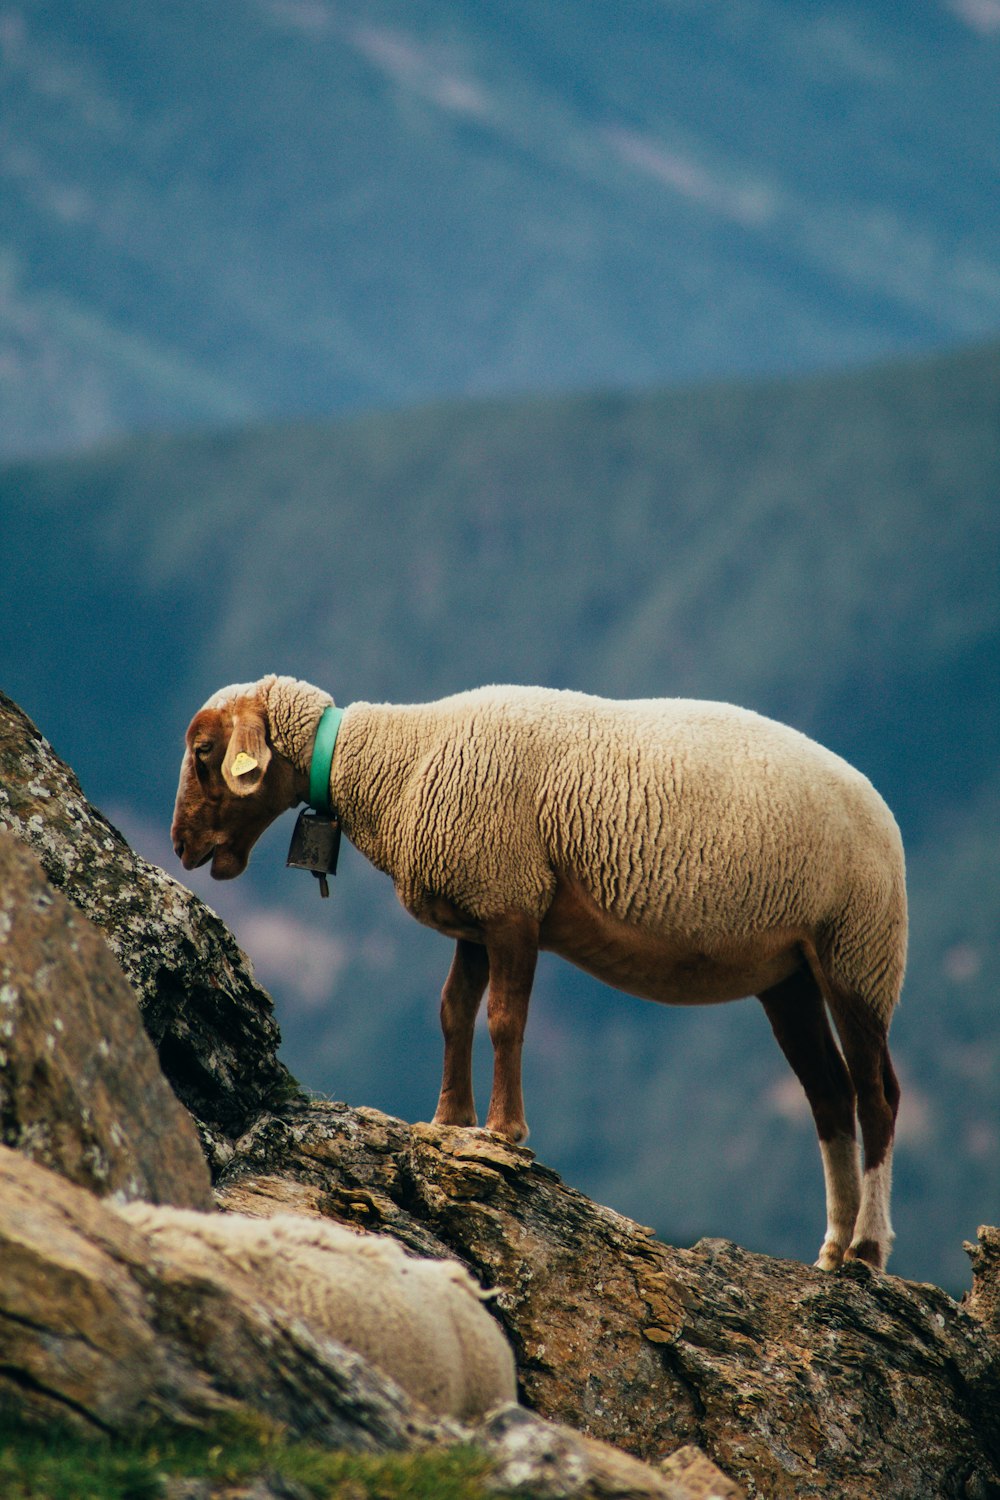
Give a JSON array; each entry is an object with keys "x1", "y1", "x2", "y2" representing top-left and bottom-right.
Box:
[
  {"x1": 172, "y1": 675, "x2": 906, "y2": 1271},
  {"x1": 116, "y1": 1201, "x2": 517, "y2": 1421}
]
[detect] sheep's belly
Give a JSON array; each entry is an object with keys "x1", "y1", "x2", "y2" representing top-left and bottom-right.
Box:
[{"x1": 539, "y1": 877, "x2": 802, "y2": 1005}]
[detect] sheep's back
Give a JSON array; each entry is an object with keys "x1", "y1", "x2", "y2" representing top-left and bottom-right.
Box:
[
  {"x1": 355, "y1": 687, "x2": 905, "y2": 976},
  {"x1": 465, "y1": 688, "x2": 902, "y2": 942}
]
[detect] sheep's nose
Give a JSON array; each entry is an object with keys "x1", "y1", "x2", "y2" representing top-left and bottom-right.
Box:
[{"x1": 173, "y1": 838, "x2": 185, "y2": 860}]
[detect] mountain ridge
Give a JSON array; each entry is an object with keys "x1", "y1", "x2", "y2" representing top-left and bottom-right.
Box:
[{"x1": 3, "y1": 1, "x2": 1000, "y2": 456}]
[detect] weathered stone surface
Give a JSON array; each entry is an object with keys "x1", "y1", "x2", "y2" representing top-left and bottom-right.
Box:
[
  {"x1": 0, "y1": 1146, "x2": 697, "y2": 1500},
  {"x1": 0, "y1": 691, "x2": 293, "y2": 1162},
  {"x1": 965, "y1": 1226, "x2": 1000, "y2": 1340},
  {"x1": 659, "y1": 1445, "x2": 746, "y2": 1499},
  {"x1": 0, "y1": 831, "x2": 212, "y2": 1208},
  {"x1": 217, "y1": 1100, "x2": 1000, "y2": 1499},
  {"x1": 0, "y1": 1146, "x2": 454, "y2": 1450},
  {"x1": 477, "y1": 1407, "x2": 744, "y2": 1499}
]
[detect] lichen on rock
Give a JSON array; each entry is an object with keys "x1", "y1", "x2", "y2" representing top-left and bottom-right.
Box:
[
  {"x1": 218, "y1": 1099, "x2": 1000, "y2": 1499},
  {"x1": 0, "y1": 691, "x2": 295, "y2": 1163},
  {"x1": 965, "y1": 1226, "x2": 1000, "y2": 1341},
  {"x1": 0, "y1": 831, "x2": 212, "y2": 1208}
]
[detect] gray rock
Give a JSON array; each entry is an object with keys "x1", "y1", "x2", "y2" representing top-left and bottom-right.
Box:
[
  {"x1": 0, "y1": 690, "x2": 294, "y2": 1164},
  {"x1": 966, "y1": 1226, "x2": 1000, "y2": 1341},
  {"x1": 659, "y1": 1445, "x2": 747, "y2": 1499},
  {"x1": 0, "y1": 831, "x2": 212, "y2": 1207},
  {"x1": 218, "y1": 1099, "x2": 1000, "y2": 1499},
  {"x1": 0, "y1": 1146, "x2": 448, "y2": 1451},
  {"x1": 477, "y1": 1406, "x2": 744, "y2": 1498}
]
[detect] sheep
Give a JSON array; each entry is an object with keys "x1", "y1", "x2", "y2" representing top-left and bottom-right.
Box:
[
  {"x1": 172, "y1": 675, "x2": 906, "y2": 1272},
  {"x1": 115, "y1": 1201, "x2": 517, "y2": 1422}
]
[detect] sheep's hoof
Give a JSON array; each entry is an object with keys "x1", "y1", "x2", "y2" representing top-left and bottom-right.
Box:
[
  {"x1": 815, "y1": 1240, "x2": 846, "y2": 1272},
  {"x1": 484, "y1": 1119, "x2": 530, "y2": 1145},
  {"x1": 844, "y1": 1238, "x2": 886, "y2": 1271},
  {"x1": 431, "y1": 1102, "x2": 478, "y2": 1128}
]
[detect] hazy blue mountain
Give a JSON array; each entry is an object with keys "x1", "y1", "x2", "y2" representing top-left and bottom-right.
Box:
[
  {"x1": 2, "y1": 1, "x2": 1000, "y2": 456},
  {"x1": 1, "y1": 338, "x2": 997, "y2": 1289}
]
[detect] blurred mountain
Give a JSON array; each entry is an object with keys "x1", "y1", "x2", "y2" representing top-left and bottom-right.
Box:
[
  {"x1": 1, "y1": 336, "x2": 997, "y2": 1289},
  {"x1": 2, "y1": 0, "x2": 1000, "y2": 456}
]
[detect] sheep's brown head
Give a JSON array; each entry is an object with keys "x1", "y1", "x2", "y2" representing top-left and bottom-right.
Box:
[{"x1": 172, "y1": 693, "x2": 304, "y2": 879}]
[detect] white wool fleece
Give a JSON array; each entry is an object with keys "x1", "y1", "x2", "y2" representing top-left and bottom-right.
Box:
[
  {"x1": 325, "y1": 685, "x2": 906, "y2": 1024},
  {"x1": 116, "y1": 1202, "x2": 516, "y2": 1421},
  {"x1": 204, "y1": 678, "x2": 906, "y2": 1025}
]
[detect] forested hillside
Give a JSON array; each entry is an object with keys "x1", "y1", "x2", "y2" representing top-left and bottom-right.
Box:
[{"x1": 2, "y1": 338, "x2": 997, "y2": 1287}]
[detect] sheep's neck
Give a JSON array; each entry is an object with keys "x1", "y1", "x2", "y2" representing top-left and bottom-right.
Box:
[
  {"x1": 261, "y1": 677, "x2": 335, "y2": 788},
  {"x1": 327, "y1": 703, "x2": 424, "y2": 877}
]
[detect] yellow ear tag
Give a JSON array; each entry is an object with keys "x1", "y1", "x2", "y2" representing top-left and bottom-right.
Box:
[{"x1": 231, "y1": 751, "x2": 259, "y2": 777}]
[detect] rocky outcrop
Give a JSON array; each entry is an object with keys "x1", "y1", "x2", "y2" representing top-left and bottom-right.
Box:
[
  {"x1": 218, "y1": 1101, "x2": 1000, "y2": 1499},
  {"x1": 0, "y1": 1146, "x2": 730, "y2": 1499},
  {"x1": 479, "y1": 1410, "x2": 746, "y2": 1499},
  {"x1": 966, "y1": 1226, "x2": 1000, "y2": 1341},
  {"x1": 0, "y1": 831, "x2": 212, "y2": 1207},
  {"x1": 0, "y1": 1146, "x2": 448, "y2": 1450},
  {"x1": 0, "y1": 691, "x2": 294, "y2": 1165},
  {"x1": 114, "y1": 1199, "x2": 517, "y2": 1424}
]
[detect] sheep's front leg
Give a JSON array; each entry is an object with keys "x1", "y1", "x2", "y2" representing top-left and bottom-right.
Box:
[
  {"x1": 483, "y1": 912, "x2": 539, "y2": 1143},
  {"x1": 433, "y1": 939, "x2": 489, "y2": 1128}
]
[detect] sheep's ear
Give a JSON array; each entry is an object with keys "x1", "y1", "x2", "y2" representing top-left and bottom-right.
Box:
[{"x1": 221, "y1": 711, "x2": 271, "y2": 796}]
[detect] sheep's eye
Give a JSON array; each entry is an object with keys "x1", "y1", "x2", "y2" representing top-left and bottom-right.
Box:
[{"x1": 193, "y1": 742, "x2": 213, "y2": 761}]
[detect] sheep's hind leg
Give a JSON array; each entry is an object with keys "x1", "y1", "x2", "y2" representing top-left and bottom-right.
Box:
[
  {"x1": 482, "y1": 912, "x2": 539, "y2": 1144},
  {"x1": 827, "y1": 992, "x2": 900, "y2": 1271},
  {"x1": 433, "y1": 939, "x2": 489, "y2": 1128},
  {"x1": 758, "y1": 966, "x2": 861, "y2": 1271}
]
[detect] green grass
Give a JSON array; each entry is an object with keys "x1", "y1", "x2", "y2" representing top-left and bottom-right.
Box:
[{"x1": 0, "y1": 1413, "x2": 506, "y2": 1500}]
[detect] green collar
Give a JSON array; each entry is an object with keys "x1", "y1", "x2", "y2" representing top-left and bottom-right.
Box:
[{"x1": 308, "y1": 705, "x2": 344, "y2": 814}]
